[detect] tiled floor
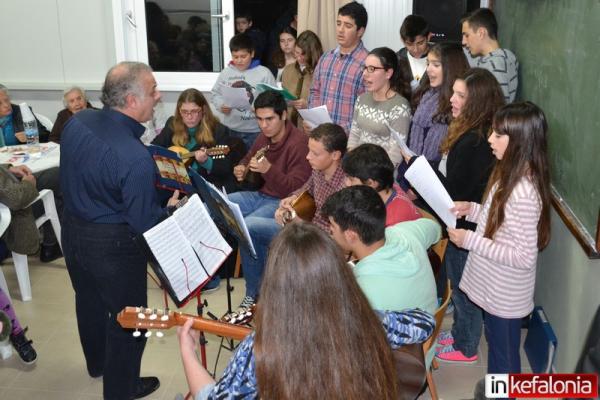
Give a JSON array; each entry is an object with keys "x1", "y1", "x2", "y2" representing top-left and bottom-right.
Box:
[{"x1": 0, "y1": 257, "x2": 531, "y2": 399}]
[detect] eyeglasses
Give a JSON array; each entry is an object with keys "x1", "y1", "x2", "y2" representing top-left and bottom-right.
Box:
[
  {"x1": 180, "y1": 109, "x2": 202, "y2": 117},
  {"x1": 362, "y1": 65, "x2": 386, "y2": 73}
]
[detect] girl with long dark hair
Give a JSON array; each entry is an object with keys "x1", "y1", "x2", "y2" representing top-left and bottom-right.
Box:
[{"x1": 178, "y1": 222, "x2": 435, "y2": 399}]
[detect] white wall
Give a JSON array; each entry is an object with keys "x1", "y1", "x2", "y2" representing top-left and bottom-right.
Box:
[
  {"x1": 0, "y1": 0, "x2": 116, "y2": 90},
  {"x1": 361, "y1": 0, "x2": 412, "y2": 52}
]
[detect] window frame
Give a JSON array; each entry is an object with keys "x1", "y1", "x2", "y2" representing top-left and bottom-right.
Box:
[{"x1": 111, "y1": 0, "x2": 235, "y2": 92}]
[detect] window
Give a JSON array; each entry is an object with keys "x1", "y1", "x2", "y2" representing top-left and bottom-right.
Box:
[
  {"x1": 112, "y1": 0, "x2": 235, "y2": 91},
  {"x1": 112, "y1": 0, "x2": 297, "y2": 92}
]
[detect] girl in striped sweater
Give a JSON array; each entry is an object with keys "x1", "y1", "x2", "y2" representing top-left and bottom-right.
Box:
[{"x1": 447, "y1": 102, "x2": 551, "y2": 378}]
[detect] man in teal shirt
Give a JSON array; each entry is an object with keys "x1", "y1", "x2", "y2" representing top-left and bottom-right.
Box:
[{"x1": 322, "y1": 185, "x2": 439, "y2": 314}]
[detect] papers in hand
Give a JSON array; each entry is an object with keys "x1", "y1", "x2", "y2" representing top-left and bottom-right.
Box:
[
  {"x1": 297, "y1": 105, "x2": 332, "y2": 128},
  {"x1": 404, "y1": 156, "x2": 457, "y2": 228},
  {"x1": 256, "y1": 83, "x2": 298, "y2": 100},
  {"x1": 385, "y1": 121, "x2": 415, "y2": 158},
  {"x1": 143, "y1": 194, "x2": 232, "y2": 301},
  {"x1": 219, "y1": 83, "x2": 251, "y2": 109}
]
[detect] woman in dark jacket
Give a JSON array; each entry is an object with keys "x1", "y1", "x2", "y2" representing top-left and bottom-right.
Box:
[{"x1": 152, "y1": 88, "x2": 245, "y2": 193}]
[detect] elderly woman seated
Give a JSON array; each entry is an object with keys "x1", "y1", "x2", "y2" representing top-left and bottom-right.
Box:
[
  {"x1": 0, "y1": 84, "x2": 50, "y2": 146},
  {"x1": 48, "y1": 86, "x2": 95, "y2": 143}
]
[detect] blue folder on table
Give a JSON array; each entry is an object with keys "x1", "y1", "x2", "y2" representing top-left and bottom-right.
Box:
[{"x1": 524, "y1": 306, "x2": 558, "y2": 373}]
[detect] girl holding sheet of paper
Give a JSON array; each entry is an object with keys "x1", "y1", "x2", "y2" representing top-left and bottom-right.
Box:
[
  {"x1": 430, "y1": 68, "x2": 504, "y2": 364},
  {"x1": 447, "y1": 102, "x2": 551, "y2": 380},
  {"x1": 281, "y1": 30, "x2": 323, "y2": 127}
]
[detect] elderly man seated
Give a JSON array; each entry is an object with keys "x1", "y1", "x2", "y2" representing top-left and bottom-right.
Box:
[
  {"x1": 49, "y1": 86, "x2": 95, "y2": 143},
  {"x1": 0, "y1": 84, "x2": 50, "y2": 145}
]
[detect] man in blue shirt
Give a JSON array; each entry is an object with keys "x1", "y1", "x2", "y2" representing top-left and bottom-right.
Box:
[{"x1": 60, "y1": 61, "x2": 176, "y2": 400}]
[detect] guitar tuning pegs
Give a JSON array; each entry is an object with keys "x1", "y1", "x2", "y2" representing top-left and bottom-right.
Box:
[
  {"x1": 133, "y1": 329, "x2": 141, "y2": 337},
  {"x1": 138, "y1": 312, "x2": 146, "y2": 319},
  {"x1": 160, "y1": 314, "x2": 169, "y2": 321},
  {"x1": 149, "y1": 313, "x2": 157, "y2": 320},
  {"x1": 145, "y1": 331, "x2": 152, "y2": 338},
  {"x1": 156, "y1": 331, "x2": 164, "y2": 338}
]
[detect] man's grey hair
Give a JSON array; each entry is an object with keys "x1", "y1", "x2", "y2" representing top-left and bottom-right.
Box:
[
  {"x1": 0, "y1": 84, "x2": 9, "y2": 97},
  {"x1": 62, "y1": 86, "x2": 87, "y2": 107},
  {"x1": 100, "y1": 62, "x2": 153, "y2": 109}
]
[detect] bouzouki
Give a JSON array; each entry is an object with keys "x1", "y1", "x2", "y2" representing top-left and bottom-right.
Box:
[
  {"x1": 238, "y1": 145, "x2": 269, "y2": 191},
  {"x1": 169, "y1": 145, "x2": 231, "y2": 168},
  {"x1": 117, "y1": 306, "x2": 252, "y2": 340}
]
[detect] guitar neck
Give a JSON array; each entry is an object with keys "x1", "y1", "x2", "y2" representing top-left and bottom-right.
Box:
[{"x1": 176, "y1": 313, "x2": 252, "y2": 341}]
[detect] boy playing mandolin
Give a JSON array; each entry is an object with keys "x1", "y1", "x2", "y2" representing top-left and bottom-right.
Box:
[{"x1": 227, "y1": 90, "x2": 311, "y2": 317}]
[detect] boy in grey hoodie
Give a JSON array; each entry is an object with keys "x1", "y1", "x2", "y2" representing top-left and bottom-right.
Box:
[{"x1": 211, "y1": 34, "x2": 276, "y2": 149}]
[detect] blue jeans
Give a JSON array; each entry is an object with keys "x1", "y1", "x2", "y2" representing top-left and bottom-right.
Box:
[
  {"x1": 446, "y1": 243, "x2": 483, "y2": 357},
  {"x1": 484, "y1": 311, "x2": 522, "y2": 374},
  {"x1": 230, "y1": 129, "x2": 260, "y2": 151},
  {"x1": 227, "y1": 191, "x2": 280, "y2": 298}
]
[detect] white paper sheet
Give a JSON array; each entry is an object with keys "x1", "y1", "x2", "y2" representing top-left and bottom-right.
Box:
[
  {"x1": 404, "y1": 156, "x2": 457, "y2": 228},
  {"x1": 143, "y1": 194, "x2": 232, "y2": 301},
  {"x1": 172, "y1": 195, "x2": 232, "y2": 277},
  {"x1": 385, "y1": 121, "x2": 415, "y2": 158},
  {"x1": 219, "y1": 84, "x2": 252, "y2": 109},
  {"x1": 297, "y1": 105, "x2": 333, "y2": 128},
  {"x1": 143, "y1": 218, "x2": 208, "y2": 301}
]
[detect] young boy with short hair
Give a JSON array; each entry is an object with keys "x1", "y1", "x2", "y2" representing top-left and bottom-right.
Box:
[
  {"x1": 225, "y1": 121, "x2": 346, "y2": 319},
  {"x1": 396, "y1": 14, "x2": 432, "y2": 90},
  {"x1": 461, "y1": 8, "x2": 519, "y2": 102},
  {"x1": 321, "y1": 185, "x2": 439, "y2": 315},
  {"x1": 211, "y1": 33, "x2": 275, "y2": 149},
  {"x1": 342, "y1": 143, "x2": 421, "y2": 226},
  {"x1": 234, "y1": 12, "x2": 266, "y2": 60}
]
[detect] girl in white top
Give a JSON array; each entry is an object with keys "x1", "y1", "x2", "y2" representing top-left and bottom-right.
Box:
[
  {"x1": 447, "y1": 101, "x2": 551, "y2": 377},
  {"x1": 348, "y1": 47, "x2": 411, "y2": 167}
]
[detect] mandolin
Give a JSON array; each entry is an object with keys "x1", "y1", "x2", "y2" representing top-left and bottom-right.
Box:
[
  {"x1": 283, "y1": 190, "x2": 316, "y2": 224},
  {"x1": 117, "y1": 306, "x2": 252, "y2": 341},
  {"x1": 169, "y1": 145, "x2": 230, "y2": 168},
  {"x1": 238, "y1": 145, "x2": 269, "y2": 191}
]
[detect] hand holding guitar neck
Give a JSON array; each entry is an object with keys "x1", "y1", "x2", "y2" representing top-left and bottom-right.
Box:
[{"x1": 117, "y1": 306, "x2": 252, "y2": 341}]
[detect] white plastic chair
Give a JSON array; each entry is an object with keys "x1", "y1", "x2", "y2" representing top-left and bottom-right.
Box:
[
  {"x1": 34, "y1": 112, "x2": 54, "y2": 131},
  {"x1": 0, "y1": 203, "x2": 12, "y2": 298},
  {"x1": 0, "y1": 189, "x2": 62, "y2": 301}
]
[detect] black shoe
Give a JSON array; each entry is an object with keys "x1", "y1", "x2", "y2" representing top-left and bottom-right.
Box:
[
  {"x1": 40, "y1": 243, "x2": 63, "y2": 263},
  {"x1": 134, "y1": 376, "x2": 160, "y2": 399},
  {"x1": 10, "y1": 327, "x2": 37, "y2": 364}
]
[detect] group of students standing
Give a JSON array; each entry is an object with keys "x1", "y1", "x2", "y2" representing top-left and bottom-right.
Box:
[
  {"x1": 0, "y1": 2, "x2": 553, "y2": 399},
  {"x1": 149, "y1": 3, "x2": 552, "y2": 400}
]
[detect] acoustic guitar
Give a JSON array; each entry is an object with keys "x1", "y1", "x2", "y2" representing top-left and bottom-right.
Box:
[
  {"x1": 238, "y1": 145, "x2": 269, "y2": 191},
  {"x1": 283, "y1": 190, "x2": 316, "y2": 224},
  {"x1": 117, "y1": 307, "x2": 425, "y2": 398},
  {"x1": 117, "y1": 306, "x2": 252, "y2": 341},
  {"x1": 168, "y1": 145, "x2": 230, "y2": 168}
]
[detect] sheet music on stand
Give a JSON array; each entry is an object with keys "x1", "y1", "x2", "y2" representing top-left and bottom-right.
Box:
[
  {"x1": 142, "y1": 194, "x2": 232, "y2": 307},
  {"x1": 188, "y1": 169, "x2": 257, "y2": 258}
]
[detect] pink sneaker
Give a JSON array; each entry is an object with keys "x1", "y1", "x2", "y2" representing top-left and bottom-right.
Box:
[
  {"x1": 436, "y1": 330, "x2": 454, "y2": 346},
  {"x1": 435, "y1": 344, "x2": 478, "y2": 364}
]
